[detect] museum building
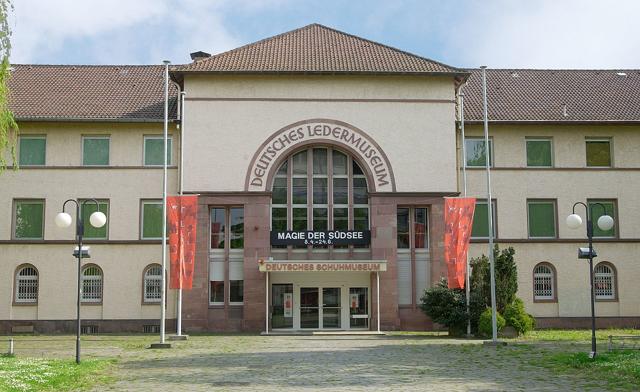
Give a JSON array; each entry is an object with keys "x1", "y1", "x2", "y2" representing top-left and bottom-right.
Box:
[{"x1": 1, "y1": 24, "x2": 639, "y2": 333}]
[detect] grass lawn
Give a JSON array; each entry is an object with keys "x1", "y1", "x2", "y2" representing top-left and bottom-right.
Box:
[{"x1": 0, "y1": 355, "x2": 114, "y2": 392}]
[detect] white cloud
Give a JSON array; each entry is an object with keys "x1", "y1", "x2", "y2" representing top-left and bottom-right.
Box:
[{"x1": 447, "y1": 0, "x2": 640, "y2": 68}]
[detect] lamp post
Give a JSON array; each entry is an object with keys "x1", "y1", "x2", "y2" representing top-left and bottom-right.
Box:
[
  {"x1": 566, "y1": 202, "x2": 614, "y2": 359},
  {"x1": 55, "y1": 199, "x2": 107, "y2": 364}
]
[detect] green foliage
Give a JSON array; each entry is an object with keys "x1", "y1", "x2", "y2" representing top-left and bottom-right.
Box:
[
  {"x1": 545, "y1": 350, "x2": 640, "y2": 389},
  {"x1": 503, "y1": 297, "x2": 535, "y2": 335},
  {"x1": 478, "y1": 307, "x2": 505, "y2": 337},
  {"x1": 419, "y1": 278, "x2": 468, "y2": 335},
  {"x1": 0, "y1": 0, "x2": 17, "y2": 171},
  {"x1": 470, "y1": 246, "x2": 518, "y2": 313}
]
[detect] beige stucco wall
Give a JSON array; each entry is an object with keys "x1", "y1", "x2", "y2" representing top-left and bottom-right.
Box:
[
  {"x1": 0, "y1": 244, "x2": 176, "y2": 320},
  {"x1": 461, "y1": 123, "x2": 640, "y2": 319},
  {"x1": 182, "y1": 74, "x2": 458, "y2": 193}
]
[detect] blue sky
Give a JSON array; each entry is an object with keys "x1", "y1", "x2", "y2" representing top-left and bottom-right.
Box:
[{"x1": 11, "y1": 0, "x2": 640, "y2": 68}]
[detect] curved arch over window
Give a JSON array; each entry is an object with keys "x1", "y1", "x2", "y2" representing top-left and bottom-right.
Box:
[
  {"x1": 533, "y1": 262, "x2": 556, "y2": 301},
  {"x1": 143, "y1": 264, "x2": 162, "y2": 303},
  {"x1": 594, "y1": 262, "x2": 617, "y2": 300},
  {"x1": 15, "y1": 264, "x2": 38, "y2": 303},
  {"x1": 271, "y1": 147, "x2": 369, "y2": 249},
  {"x1": 81, "y1": 264, "x2": 103, "y2": 303}
]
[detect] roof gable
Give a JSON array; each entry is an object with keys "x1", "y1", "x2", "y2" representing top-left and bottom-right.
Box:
[{"x1": 174, "y1": 23, "x2": 464, "y2": 76}]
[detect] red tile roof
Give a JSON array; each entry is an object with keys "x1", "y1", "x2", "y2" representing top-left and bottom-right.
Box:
[
  {"x1": 8, "y1": 64, "x2": 178, "y2": 121},
  {"x1": 463, "y1": 69, "x2": 640, "y2": 122},
  {"x1": 174, "y1": 24, "x2": 465, "y2": 76}
]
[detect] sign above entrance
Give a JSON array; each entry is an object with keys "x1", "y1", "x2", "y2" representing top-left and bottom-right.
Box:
[
  {"x1": 270, "y1": 230, "x2": 370, "y2": 246},
  {"x1": 246, "y1": 119, "x2": 395, "y2": 193},
  {"x1": 258, "y1": 260, "x2": 387, "y2": 273}
]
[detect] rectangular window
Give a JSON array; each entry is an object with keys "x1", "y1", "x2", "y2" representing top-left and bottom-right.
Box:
[
  {"x1": 588, "y1": 199, "x2": 617, "y2": 238},
  {"x1": 14, "y1": 200, "x2": 45, "y2": 239},
  {"x1": 586, "y1": 138, "x2": 612, "y2": 167},
  {"x1": 465, "y1": 138, "x2": 493, "y2": 167},
  {"x1": 527, "y1": 200, "x2": 556, "y2": 238},
  {"x1": 80, "y1": 200, "x2": 109, "y2": 239},
  {"x1": 229, "y1": 207, "x2": 244, "y2": 249},
  {"x1": 210, "y1": 207, "x2": 244, "y2": 305},
  {"x1": 18, "y1": 135, "x2": 46, "y2": 166},
  {"x1": 82, "y1": 136, "x2": 110, "y2": 166},
  {"x1": 397, "y1": 207, "x2": 430, "y2": 305},
  {"x1": 144, "y1": 136, "x2": 173, "y2": 166},
  {"x1": 471, "y1": 200, "x2": 497, "y2": 239},
  {"x1": 210, "y1": 280, "x2": 224, "y2": 304},
  {"x1": 526, "y1": 138, "x2": 553, "y2": 167},
  {"x1": 141, "y1": 200, "x2": 163, "y2": 239}
]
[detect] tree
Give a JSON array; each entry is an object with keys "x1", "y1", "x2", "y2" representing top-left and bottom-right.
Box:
[
  {"x1": 470, "y1": 246, "x2": 518, "y2": 313},
  {"x1": 0, "y1": 0, "x2": 17, "y2": 171}
]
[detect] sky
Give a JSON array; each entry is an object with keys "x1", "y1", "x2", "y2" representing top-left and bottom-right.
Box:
[{"x1": 10, "y1": 0, "x2": 640, "y2": 69}]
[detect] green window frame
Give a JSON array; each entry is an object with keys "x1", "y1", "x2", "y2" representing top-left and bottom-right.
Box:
[
  {"x1": 141, "y1": 200, "x2": 164, "y2": 239},
  {"x1": 14, "y1": 199, "x2": 45, "y2": 239},
  {"x1": 144, "y1": 136, "x2": 173, "y2": 166},
  {"x1": 587, "y1": 199, "x2": 617, "y2": 238},
  {"x1": 471, "y1": 199, "x2": 497, "y2": 239},
  {"x1": 465, "y1": 137, "x2": 493, "y2": 167},
  {"x1": 82, "y1": 136, "x2": 110, "y2": 166},
  {"x1": 526, "y1": 138, "x2": 553, "y2": 167},
  {"x1": 18, "y1": 135, "x2": 46, "y2": 166},
  {"x1": 586, "y1": 138, "x2": 612, "y2": 167},
  {"x1": 527, "y1": 200, "x2": 557, "y2": 238},
  {"x1": 80, "y1": 200, "x2": 109, "y2": 239}
]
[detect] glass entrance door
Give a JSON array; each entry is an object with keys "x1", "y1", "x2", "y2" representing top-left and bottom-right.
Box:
[
  {"x1": 349, "y1": 287, "x2": 369, "y2": 328},
  {"x1": 300, "y1": 287, "x2": 319, "y2": 328},
  {"x1": 322, "y1": 287, "x2": 341, "y2": 328},
  {"x1": 271, "y1": 284, "x2": 293, "y2": 329}
]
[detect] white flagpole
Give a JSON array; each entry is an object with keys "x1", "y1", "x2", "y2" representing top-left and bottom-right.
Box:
[
  {"x1": 459, "y1": 89, "x2": 472, "y2": 337},
  {"x1": 176, "y1": 91, "x2": 186, "y2": 337},
  {"x1": 160, "y1": 60, "x2": 170, "y2": 345},
  {"x1": 481, "y1": 66, "x2": 498, "y2": 343}
]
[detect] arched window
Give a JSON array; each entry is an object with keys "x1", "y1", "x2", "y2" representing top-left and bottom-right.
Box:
[
  {"x1": 15, "y1": 265, "x2": 38, "y2": 303},
  {"x1": 594, "y1": 262, "x2": 616, "y2": 300},
  {"x1": 143, "y1": 264, "x2": 163, "y2": 303},
  {"x1": 533, "y1": 263, "x2": 556, "y2": 301},
  {"x1": 81, "y1": 265, "x2": 103, "y2": 303},
  {"x1": 271, "y1": 147, "x2": 369, "y2": 249}
]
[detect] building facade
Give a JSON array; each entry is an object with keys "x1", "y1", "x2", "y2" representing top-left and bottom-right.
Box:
[{"x1": 1, "y1": 24, "x2": 639, "y2": 333}]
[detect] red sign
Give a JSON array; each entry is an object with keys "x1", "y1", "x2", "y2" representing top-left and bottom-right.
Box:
[
  {"x1": 444, "y1": 198, "x2": 476, "y2": 289},
  {"x1": 167, "y1": 195, "x2": 198, "y2": 289}
]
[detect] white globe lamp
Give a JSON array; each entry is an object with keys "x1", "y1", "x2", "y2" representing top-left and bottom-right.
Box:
[
  {"x1": 55, "y1": 212, "x2": 73, "y2": 228},
  {"x1": 566, "y1": 214, "x2": 582, "y2": 229},
  {"x1": 597, "y1": 215, "x2": 614, "y2": 231},
  {"x1": 89, "y1": 211, "x2": 107, "y2": 228}
]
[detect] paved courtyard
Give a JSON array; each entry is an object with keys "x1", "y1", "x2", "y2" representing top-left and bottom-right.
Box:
[{"x1": 66, "y1": 334, "x2": 608, "y2": 391}]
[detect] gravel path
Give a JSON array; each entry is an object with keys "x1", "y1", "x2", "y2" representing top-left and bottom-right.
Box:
[{"x1": 90, "y1": 335, "x2": 610, "y2": 392}]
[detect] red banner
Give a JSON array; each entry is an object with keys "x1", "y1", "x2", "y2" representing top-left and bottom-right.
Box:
[
  {"x1": 167, "y1": 195, "x2": 198, "y2": 290},
  {"x1": 444, "y1": 198, "x2": 476, "y2": 289}
]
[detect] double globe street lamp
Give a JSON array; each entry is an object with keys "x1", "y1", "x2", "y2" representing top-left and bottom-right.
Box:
[
  {"x1": 55, "y1": 199, "x2": 107, "y2": 364},
  {"x1": 566, "y1": 202, "x2": 614, "y2": 359}
]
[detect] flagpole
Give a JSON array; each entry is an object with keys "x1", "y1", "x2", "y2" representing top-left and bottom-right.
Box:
[
  {"x1": 176, "y1": 91, "x2": 186, "y2": 336},
  {"x1": 459, "y1": 89, "x2": 472, "y2": 337},
  {"x1": 481, "y1": 66, "x2": 498, "y2": 343},
  {"x1": 160, "y1": 60, "x2": 170, "y2": 345}
]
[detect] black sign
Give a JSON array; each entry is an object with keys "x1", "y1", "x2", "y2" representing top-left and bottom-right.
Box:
[{"x1": 270, "y1": 230, "x2": 371, "y2": 246}]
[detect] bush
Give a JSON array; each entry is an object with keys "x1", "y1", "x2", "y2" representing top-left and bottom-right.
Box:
[
  {"x1": 504, "y1": 298, "x2": 535, "y2": 335},
  {"x1": 478, "y1": 308, "x2": 505, "y2": 337},
  {"x1": 470, "y1": 246, "x2": 518, "y2": 313},
  {"x1": 420, "y1": 278, "x2": 468, "y2": 335}
]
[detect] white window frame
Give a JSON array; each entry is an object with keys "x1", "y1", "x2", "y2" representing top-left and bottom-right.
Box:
[
  {"x1": 82, "y1": 135, "x2": 111, "y2": 166},
  {"x1": 594, "y1": 263, "x2": 616, "y2": 300},
  {"x1": 585, "y1": 137, "x2": 613, "y2": 168},
  {"x1": 525, "y1": 137, "x2": 554, "y2": 168},
  {"x1": 143, "y1": 135, "x2": 173, "y2": 166},
  {"x1": 470, "y1": 199, "x2": 497, "y2": 239},
  {"x1": 143, "y1": 264, "x2": 163, "y2": 303},
  {"x1": 526, "y1": 199, "x2": 557, "y2": 239},
  {"x1": 81, "y1": 265, "x2": 103, "y2": 303},
  {"x1": 15, "y1": 265, "x2": 38, "y2": 303},
  {"x1": 533, "y1": 263, "x2": 555, "y2": 301}
]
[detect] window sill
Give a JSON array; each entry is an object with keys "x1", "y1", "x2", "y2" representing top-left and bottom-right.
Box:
[
  {"x1": 80, "y1": 302, "x2": 103, "y2": 306},
  {"x1": 12, "y1": 301, "x2": 38, "y2": 306},
  {"x1": 533, "y1": 298, "x2": 557, "y2": 303},
  {"x1": 229, "y1": 303, "x2": 244, "y2": 307},
  {"x1": 595, "y1": 298, "x2": 618, "y2": 303},
  {"x1": 209, "y1": 304, "x2": 225, "y2": 309},
  {"x1": 142, "y1": 301, "x2": 162, "y2": 305}
]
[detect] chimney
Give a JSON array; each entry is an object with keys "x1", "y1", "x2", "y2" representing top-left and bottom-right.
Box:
[{"x1": 190, "y1": 51, "x2": 211, "y2": 61}]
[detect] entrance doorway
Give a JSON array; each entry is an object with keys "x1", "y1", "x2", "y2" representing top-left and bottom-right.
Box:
[{"x1": 299, "y1": 287, "x2": 342, "y2": 329}]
